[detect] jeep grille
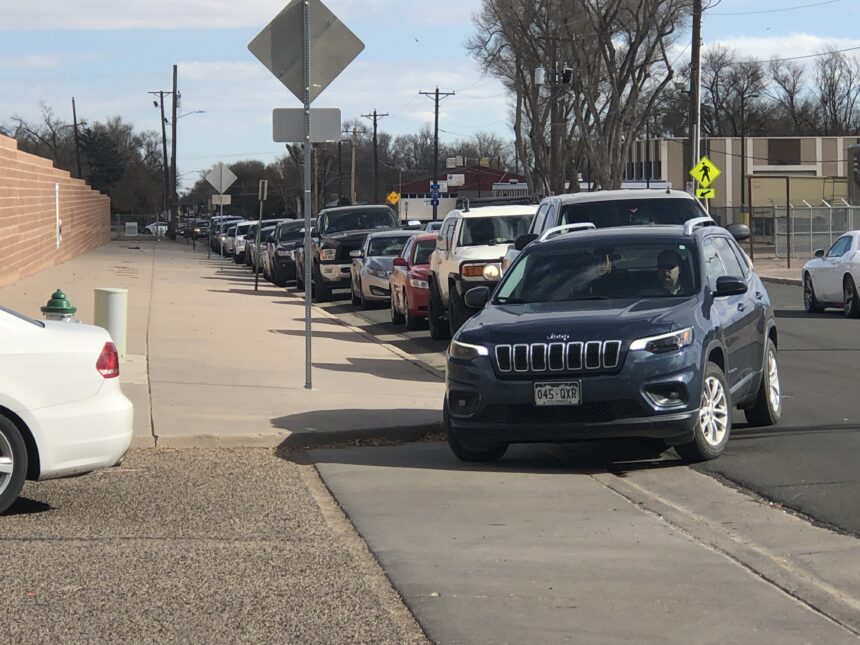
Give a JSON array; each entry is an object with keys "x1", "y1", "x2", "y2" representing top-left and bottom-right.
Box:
[{"x1": 494, "y1": 341, "x2": 622, "y2": 375}]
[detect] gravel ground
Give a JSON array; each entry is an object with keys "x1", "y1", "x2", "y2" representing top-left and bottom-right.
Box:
[{"x1": 0, "y1": 449, "x2": 426, "y2": 645}]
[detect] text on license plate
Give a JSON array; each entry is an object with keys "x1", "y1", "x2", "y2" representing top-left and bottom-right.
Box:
[{"x1": 534, "y1": 381, "x2": 581, "y2": 406}]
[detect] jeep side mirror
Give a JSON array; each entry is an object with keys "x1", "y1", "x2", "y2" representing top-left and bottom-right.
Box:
[
  {"x1": 350, "y1": 249, "x2": 363, "y2": 259},
  {"x1": 393, "y1": 257, "x2": 408, "y2": 267},
  {"x1": 436, "y1": 235, "x2": 448, "y2": 252},
  {"x1": 515, "y1": 233, "x2": 538, "y2": 251},
  {"x1": 715, "y1": 276, "x2": 747, "y2": 297},
  {"x1": 464, "y1": 286, "x2": 490, "y2": 309},
  {"x1": 726, "y1": 223, "x2": 751, "y2": 242},
  {"x1": 814, "y1": 249, "x2": 825, "y2": 258}
]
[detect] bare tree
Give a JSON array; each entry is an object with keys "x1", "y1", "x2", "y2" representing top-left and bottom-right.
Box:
[{"x1": 814, "y1": 47, "x2": 860, "y2": 135}]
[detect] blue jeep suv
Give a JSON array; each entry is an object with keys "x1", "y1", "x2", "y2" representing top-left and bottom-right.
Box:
[{"x1": 444, "y1": 219, "x2": 781, "y2": 462}]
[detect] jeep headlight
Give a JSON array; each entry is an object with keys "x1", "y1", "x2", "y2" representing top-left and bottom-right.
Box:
[
  {"x1": 630, "y1": 328, "x2": 693, "y2": 353},
  {"x1": 319, "y1": 248, "x2": 336, "y2": 261},
  {"x1": 482, "y1": 264, "x2": 501, "y2": 281},
  {"x1": 448, "y1": 340, "x2": 489, "y2": 361}
]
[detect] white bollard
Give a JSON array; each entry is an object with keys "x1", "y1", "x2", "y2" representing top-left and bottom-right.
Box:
[{"x1": 94, "y1": 288, "x2": 128, "y2": 359}]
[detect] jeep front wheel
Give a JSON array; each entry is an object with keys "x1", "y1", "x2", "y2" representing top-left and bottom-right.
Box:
[
  {"x1": 675, "y1": 362, "x2": 732, "y2": 462},
  {"x1": 444, "y1": 401, "x2": 507, "y2": 463}
]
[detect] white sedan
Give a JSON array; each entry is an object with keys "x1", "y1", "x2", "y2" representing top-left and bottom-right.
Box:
[
  {"x1": 0, "y1": 306, "x2": 133, "y2": 514},
  {"x1": 802, "y1": 231, "x2": 860, "y2": 317}
]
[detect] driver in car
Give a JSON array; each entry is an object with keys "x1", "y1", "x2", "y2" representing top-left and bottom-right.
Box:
[{"x1": 656, "y1": 249, "x2": 684, "y2": 295}]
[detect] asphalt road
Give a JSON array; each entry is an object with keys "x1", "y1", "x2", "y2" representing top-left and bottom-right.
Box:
[{"x1": 303, "y1": 281, "x2": 860, "y2": 537}]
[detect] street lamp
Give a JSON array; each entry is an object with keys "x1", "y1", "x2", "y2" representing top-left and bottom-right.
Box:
[{"x1": 740, "y1": 93, "x2": 759, "y2": 214}]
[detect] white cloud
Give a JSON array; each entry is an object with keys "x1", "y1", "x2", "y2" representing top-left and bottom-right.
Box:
[
  {"x1": 1, "y1": 0, "x2": 478, "y2": 31},
  {"x1": 0, "y1": 55, "x2": 61, "y2": 70},
  {"x1": 706, "y1": 33, "x2": 860, "y2": 64}
]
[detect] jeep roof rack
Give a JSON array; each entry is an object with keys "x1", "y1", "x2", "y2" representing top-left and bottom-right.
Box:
[
  {"x1": 683, "y1": 216, "x2": 717, "y2": 235},
  {"x1": 538, "y1": 222, "x2": 597, "y2": 242},
  {"x1": 454, "y1": 195, "x2": 536, "y2": 211}
]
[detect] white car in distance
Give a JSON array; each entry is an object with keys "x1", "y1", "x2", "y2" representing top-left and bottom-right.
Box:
[
  {"x1": 0, "y1": 306, "x2": 133, "y2": 514},
  {"x1": 802, "y1": 230, "x2": 860, "y2": 317}
]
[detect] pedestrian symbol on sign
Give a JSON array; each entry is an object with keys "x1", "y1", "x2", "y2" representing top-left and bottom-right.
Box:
[
  {"x1": 698, "y1": 163, "x2": 711, "y2": 184},
  {"x1": 688, "y1": 155, "x2": 720, "y2": 189}
]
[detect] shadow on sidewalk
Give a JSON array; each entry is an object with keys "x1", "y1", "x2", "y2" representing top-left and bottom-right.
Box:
[
  {"x1": 312, "y1": 357, "x2": 441, "y2": 382},
  {"x1": 269, "y1": 328, "x2": 373, "y2": 343},
  {"x1": 209, "y1": 288, "x2": 287, "y2": 297},
  {"x1": 285, "y1": 437, "x2": 685, "y2": 476}
]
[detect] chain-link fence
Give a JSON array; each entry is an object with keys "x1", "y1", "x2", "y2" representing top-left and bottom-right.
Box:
[
  {"x1": 112, "y1": 213, "x2": 161, "y2": 235},
  {"x1": 774, "y1": 205, "x2": 859, "y2": 262}
]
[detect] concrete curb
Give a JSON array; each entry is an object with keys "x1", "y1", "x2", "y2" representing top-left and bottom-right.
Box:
[
  {"x1": 276, "y1": 422, "x2": 443, "y2": 454},
  {"x1": 762, "y1": 276, "x2": 802, "y2": 287}
]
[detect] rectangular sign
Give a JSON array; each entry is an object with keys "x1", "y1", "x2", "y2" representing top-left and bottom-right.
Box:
[
  {"x1": 696, "y1": 187, "x2": 716, "y2": 200},
  {"x1": 211, "y1": 195, "x2": 232, "y2": 205},
  {"x1": 273, "y1": 108, "x2": 342, "y2": 142},
  {"x1": 447, "y1": 173, "x2": 465, "y2": 187}
]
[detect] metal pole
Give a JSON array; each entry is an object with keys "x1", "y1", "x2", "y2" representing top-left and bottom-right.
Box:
[
  {"x1": 303, "y1": 0, "x2": 313, "y2": 390},
  {"x1": 646, "y1": 121, "x2": 651, "y2": 189},
  {"x1": 159, "y1": 92, "x2": 169, "y2": 220},
  {"x1": 748, "y1": 175, "x2": 755, "y2": 262},
  {"x1": 433, "y1": 89, "x2": 439, "y2": 220},
  {"x1": 171, "y1": 65, "x2": 179, "y2": 228},
  {"x1": 786, "y1": 177, "x2": 792, "y2": 270},
  {"x1": 219, "y1": 199, "x2": 224, "y2": 271},
  {"x1": 72, "y1": 97, "x2": 83, "y2": 180},
  {"x1": 254, "y1": 193, "x2": 263, "y2": 291},
  {"x1": 740, "y1": 97, "x2": 746, "y2": 212}
]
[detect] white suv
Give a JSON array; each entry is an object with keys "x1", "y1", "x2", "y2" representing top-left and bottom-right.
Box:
[{"x1": 427, "y1": 204, "x2": 537, "y2": 339}]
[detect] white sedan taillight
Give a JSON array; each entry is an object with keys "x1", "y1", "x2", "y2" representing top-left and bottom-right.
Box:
[{"x1": 96, "y1": 342, "x2": 120, "y2": 378}]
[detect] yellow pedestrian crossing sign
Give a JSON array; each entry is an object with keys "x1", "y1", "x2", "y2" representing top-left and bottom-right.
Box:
[
  {"x1": 696, "y1": 187, "x2": 716, "y2": 200},
  {"x1": 689, "y1": 156, "x2": 721, "y2": 189},
  {"x1": 386, "y1": 191, "x2": 400, "y2": 206}
]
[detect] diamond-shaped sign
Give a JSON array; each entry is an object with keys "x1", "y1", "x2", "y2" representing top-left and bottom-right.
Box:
[
  {"x1": 206, "y1": 163, "x2": 237, "y2": 195},
  {"x1": 689, "y1": 156, "x2": 721, "y2": 189},
  {"x1": 248, "y1": 0, "x2": 365, "y2": 105},
  {"x1": 386, "y1": 191, "x2": 400, "y2": 206}
]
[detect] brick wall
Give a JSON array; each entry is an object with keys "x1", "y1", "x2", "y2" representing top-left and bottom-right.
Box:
[{"x1": 0, "y1": 134, "x2": 110, "y2": 288}]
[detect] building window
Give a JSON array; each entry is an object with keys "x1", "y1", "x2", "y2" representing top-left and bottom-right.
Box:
[
  {"x1": 768, "y1": 139, "x2": 801, "y2": 165},
  {"x1": 626, "y1": 162, "x2": 634, "y2": 179},
  {"x1": 653, "y1": 161, "x2": 662, "y2": 179}
]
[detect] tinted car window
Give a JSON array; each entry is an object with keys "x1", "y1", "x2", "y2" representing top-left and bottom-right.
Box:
[
  {"x1": 495, "y1": 241, "x2": 699, "y2": 303},
  {"x1": 278, "y1": 222, "x2": 304, "y2": 242},
  {"x1": 413, "y1": 239, "x2": 436, "y2": 265},
  {"x1": 321, "y1": 208, "x2": 397, "y2": 233},
  {"x1": 458, "y1": 215, "x2": 533, "y2": 247},
  {"x1": 560, "y1": 198, "x2": 703, "y2": 228},
  {"x1": 368, "y1": 236, "x2": 409, "y2": 257},
  {"x1": 713, "y1": 236, "x2": 745, "y2": 278},
  {"x1": 701, "y1": 239, "x2": 727, "y2": 290},
  {"x1": 236, "y1": 224, "x2": 251, "y2": 236}
]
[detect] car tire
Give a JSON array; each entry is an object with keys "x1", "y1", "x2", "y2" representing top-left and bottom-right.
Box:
[
  {"x1": 0, "y1": 414, "x2": 28, "y2": 515},
  {"x1": 803, "y1": 273, "x2": 825, "y2": 313},
  {"x1": 313, "y1": 265, "x2": 331, "y2": 303},
  {"x1": 448, "y1": 287, "x2": 470, "y2": 336},
  {"x1": 391, "y1": 290, "x2": 405, "y2": 324},
  {"x1": 351, "y1": 281, "x2": 361, "y2": 306},
  {"x1": 675, "y1": 362, "x2": 732, "y2": 462},
  {"x1": 405, "y1": 291, "x2": 423, "y2": 331},
  {"x1": 744, "y1": 338, "x2": 781, "y2": 427},
  {"x1": 428, "y1": 280, "x2": 451, "y2": 341},
  {"x1": 444, "y1": 400, "x2": 507, "y2": 463},
  {"x1": 234, "y1": 253, "x2": 242, "y2": 264},
  {"x1": 359, "y1": 282, "x2": 371, "y2": 311},
  {"x1": 844, "y1": 275, "x2": 860, "y2": 318},
  {"x1": 296, "y1": 265, "x2": 305, "y2": 291}
]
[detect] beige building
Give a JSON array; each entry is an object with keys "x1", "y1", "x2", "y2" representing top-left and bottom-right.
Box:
[{"x1": 625, "y1": 135, "x2": 860, "y2": 207}]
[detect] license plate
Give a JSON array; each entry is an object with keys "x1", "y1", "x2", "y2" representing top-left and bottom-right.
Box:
[{"x1": 534, "y1": 381, "x2": 581, "y2": 406}]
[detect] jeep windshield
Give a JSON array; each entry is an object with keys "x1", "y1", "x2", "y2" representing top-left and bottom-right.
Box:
[
  {"x1": 495, "y1": 241, "x2": 699, "y2": 304},
  {"x1": 560, "y1": 198, "x2": 704, "y2": 228},
  {"x1": 321, "y1": 209, "x2": 397, "y2": 234},
  {"x1": 459, "y1": 215, "x2": 533, "y2": 247}
]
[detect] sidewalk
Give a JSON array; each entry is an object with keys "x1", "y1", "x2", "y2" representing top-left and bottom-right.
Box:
[
  {"x1": 752, "y1": 254, "x2": 803, "y2": 285},
  {"x1": 0, "y1": 239, "x2": 445, "y2": 449}
]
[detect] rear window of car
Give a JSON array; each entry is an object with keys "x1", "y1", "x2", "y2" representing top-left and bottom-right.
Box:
[
  {"x1": 321, "y1": 208, "x2": 397, "y2": 234},
  {"x1": 561, "y1": 198, "x2": 704, "y2": 228},
  {"x1": 368, "y1": 236, "x2": 409, "y2": 257},
  {"x1": 458, "y1": 215, "x2": 533, "y2": 247},
  {"x1": 0, "y1": 306, "x2": 45, "y2": 327},
  {"x1": 278, "y1": 222, "x2": 305, "y2": 242}
]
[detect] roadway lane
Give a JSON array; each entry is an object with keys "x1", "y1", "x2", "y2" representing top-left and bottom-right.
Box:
[{"x1": 292, "y1": 280, "x2": 860, "y2": 536}]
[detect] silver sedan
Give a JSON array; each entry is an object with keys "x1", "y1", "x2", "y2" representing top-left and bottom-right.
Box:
[{"x1": 350, "y1": 231, "x2": 415, "y2": 309}]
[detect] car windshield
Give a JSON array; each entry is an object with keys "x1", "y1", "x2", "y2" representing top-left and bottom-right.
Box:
[
  {"x1": 278, "y1": 222, "x2": 304, "y2": 242},
  {"x1": 459, "y1": 215, "x2": 533, "y2": 247},
  {"x1": 236, "y1": 224, "x2": 250, "y2": 235},
  {"x1": 226, "y1": 226, "x2": 237, "y2": 236},
  {"x1": 368, "y1": 236, "x2": 409, "y2": 257},
  {"x1": 495, "y1": 241, "x2": 699, "y2": 304},
  {"x1": 560, "y1": 198, "x2": 703, "y2": 228},
  {"x1": 413, "y1": 239, "x2": 436, "y2": 264},
  {"x1": 322, "y1": 208, "x2": 397, "y2": 234}
]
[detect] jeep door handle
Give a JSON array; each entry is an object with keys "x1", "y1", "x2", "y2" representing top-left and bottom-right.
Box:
[
  {"x1": 755, "y1": 291, "x2": 764, "y2": 300},
  {"x1": 737, "y1": 303, "x2": 747, "y2": 312}
]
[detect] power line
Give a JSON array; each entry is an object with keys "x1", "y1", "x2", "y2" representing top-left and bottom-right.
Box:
[
  {"x1": 708, "y1": 0, "x2": 841, "y2": 16},
  {"x1": 720, "y1": 44, "x2": 860, "y2": 66}
]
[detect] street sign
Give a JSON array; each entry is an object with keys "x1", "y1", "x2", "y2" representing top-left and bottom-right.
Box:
[
  {"x1": 696, "y1": 187, "x2": 716, "y2": 200},
  {"x1": 273, "y1": 107, "x2": 342, "y2": 142},
  {"x1": 211, "y1": 195, "x2": 232, "y2": 205},
  {"x1": 430, "y1": 198, "x2": 440, "y2": 207},
  {"x1": 386, "y1": 191, "x2": 399, "y2": 206},
  {"x1": 689, "y1": 156, "x2": 721, "y2": 189},
  {"x1": 206, "y1": 163, "x2": 237, "y2": 195},
  {"x1": 430, "y1": 182, "x2": 440, "y2": 191},
  {"x1": 247, "y1": 0, "x2": 365, "y2": 104},
  {"x1": 258, "y1": 180, "x2": 269, "y2": 201}
]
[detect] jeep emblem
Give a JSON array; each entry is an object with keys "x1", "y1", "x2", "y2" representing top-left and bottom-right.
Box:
[{"x1": 547, "y1": 333, "x2": 570, "y2": 342}]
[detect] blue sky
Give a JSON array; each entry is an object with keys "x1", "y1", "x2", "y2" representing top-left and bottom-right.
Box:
[{"x1": 1, "y1": 0, "x2": 858, "y2": 190}]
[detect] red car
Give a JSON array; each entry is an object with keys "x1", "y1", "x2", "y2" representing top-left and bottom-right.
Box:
[{"x1": 390, "y1": 233, "x2": 437, "y2": 330}]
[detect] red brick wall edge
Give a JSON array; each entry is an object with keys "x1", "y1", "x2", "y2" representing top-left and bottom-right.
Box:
[{"x1": 0, "y1": 134, "x2": 111, "y2": 288}]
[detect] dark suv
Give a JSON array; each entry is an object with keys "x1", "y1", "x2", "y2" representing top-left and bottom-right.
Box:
[{"x1": 444, "y1": 219, "x2": 781, "y2": 463}]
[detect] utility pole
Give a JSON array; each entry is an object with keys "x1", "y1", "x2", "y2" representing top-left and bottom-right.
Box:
[
  {"x1": 350, "y1": 127, "x2": 357, "y2": 204},
  {"x1": 688, "y1": 0, "x2": 703, "y2": 189},
  {"x1": 419, "y1": 87, "x2": 455, "y2": 220},
  {"x1": 361, "y1": 109, "x2": 388, "y2": 204},
  {"x1": 71, "y1": 97, "x2": 83, "y2": 180},
  {"x1": 170, "y1": 65, "x2": 179, "y2": 221},
  {"x1": 313, "y1": 145, "x2": 319, "y2": 213},
  {"x1": 149, "y1": 90, "x2": 171, "y2": 220}
]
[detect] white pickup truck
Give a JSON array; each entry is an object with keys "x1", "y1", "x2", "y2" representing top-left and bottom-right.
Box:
[{"x1": 427, "y1": 204, "x2": 537, "y2": 339}]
